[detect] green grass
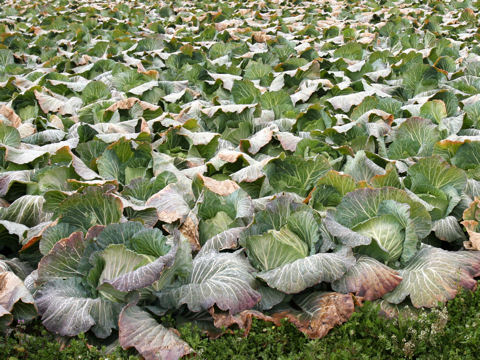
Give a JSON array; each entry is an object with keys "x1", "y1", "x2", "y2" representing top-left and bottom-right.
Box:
[{"x1": 3, "y1": 284, "x2": 480, "y2": 360}]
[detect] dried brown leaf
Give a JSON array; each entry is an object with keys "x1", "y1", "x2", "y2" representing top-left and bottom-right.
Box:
[
  {"x1": 271, "y1": 292, "x2": 355, "y2": 339},
  {"x1": 0, "y1": 105, "x2": 22, "y2": 128}
]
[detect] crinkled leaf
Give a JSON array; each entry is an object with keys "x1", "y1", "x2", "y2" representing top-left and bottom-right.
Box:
[
  {"x1": 384, "y1": 246, "x2": 480, "y2": 308},
  {"x1": 159, "y1": 251, "x2": 260, "y2": 314},
  {"x1": 37, "y1": 232, "x2": 86, "y2": 282},
  {"x1": 1, "y1": 195, "x2": 52, "y2": 227},
  {"x1": 39, "y1": 223, "x2": 78, "y2": 256},
  {"x1": 265, "y1": 155, "x2": 331, "y2": 197},
  {"x1": 258, "y1": 251, "x2": 355, "y2": 294},
  {"x1": 55, "y1": 187, "x2": 123, "y2": 231},
  {"x1": 35, "y1": 278, "x2": 120, "y2": 338}
]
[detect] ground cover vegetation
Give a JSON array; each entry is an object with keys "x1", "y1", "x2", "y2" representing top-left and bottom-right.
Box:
[
  {"x1": 3, "y1": 285, "x2": 480, "y2": 359},
  {"x1": 1, "y1": 0, "x2": 480, "y2": 358}
]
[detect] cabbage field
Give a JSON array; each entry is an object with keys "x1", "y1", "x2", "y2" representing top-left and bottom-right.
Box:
[{"x1": 1, "y1": 0, "x2": 480, "y2": 358}]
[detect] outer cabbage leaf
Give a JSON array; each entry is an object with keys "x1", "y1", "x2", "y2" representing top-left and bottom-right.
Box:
[
  {"x1": 53, "y1": 187, "x2": 123, "y2": 232},
  {"x1": 332, "y1": 255, "x2": 402, "y2": 300},
  {"x1": 119, "y1": 304, "x2": 192, "y2": 360},
  {"x1": 35, "y1": 277, "x2": 121, "y2": 338},
  {"x1": 158, "y1": 251, "x2": 260, "y2": 314},
  {"x1": 383, "y1": 246, "x2": 480, "y2": 308},
  {"x1": 257, "y1": 251, "x2": 355, "y2": 294},
  {"x1": 39, "y1": 223, "x2": 79, "y2": 255},
  {"x1": 387, "y1": 118, "x2": 442, "y2": 159},
  {"x1": 37, "y1": 232, "x2": 87, "y2": 282},
  {"x1": 0, "y1": 195, "x2": 52, "y2": 227},
  {"x1": 264, "y1": 155, "x2": 331, "y2": 197}
]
